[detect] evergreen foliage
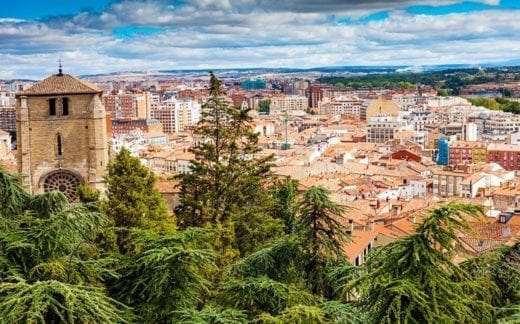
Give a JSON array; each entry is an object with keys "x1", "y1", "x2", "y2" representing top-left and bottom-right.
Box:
[
  {"x1": 115, "y1": 229, "x2": 216, "y2": 322},
  {"x1": 0, "y1": 169, "x2": 135, "y2": 322},
  {"x1": 270, "y1": 178, "x2": 299, "y2": 233},
  {"x1": 350, "y1": 202, "x2": 496, "y2": 323},
  {"x1": 175, "y1": 72, "x2": 282, "y2": 258},
  {"x1": 172, "y1": 306, "x2": 248, "y2": 324},
  {"x1": 297, "y1": 186, "x2": 350, "y2": 295},
  {"x1": 176, "y1": 72, "x2": 273, "y2": 227},
  {"x1": 0, "y1": 280, "x2": 132, "y2": 323},
  {"x1": 462, "y1": 241, "x2": 520, "y2": 307},
  {"x1": 105, "y1": 148, "x2": 169, "y2": 229}
]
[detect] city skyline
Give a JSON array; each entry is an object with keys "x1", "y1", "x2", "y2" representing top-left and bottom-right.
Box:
[{"x1": 1, "y1": 0, "x2": 519, "y2": 79}]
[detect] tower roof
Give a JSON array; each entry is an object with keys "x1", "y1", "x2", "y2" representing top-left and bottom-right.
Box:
[{"x1": 18, "y1": 73, "x2": 101, "y2": 96}]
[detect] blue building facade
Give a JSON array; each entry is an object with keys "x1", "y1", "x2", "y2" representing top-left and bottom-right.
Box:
[{"x1": 437, "y1": 137, "x2": 449, "y2": 166}]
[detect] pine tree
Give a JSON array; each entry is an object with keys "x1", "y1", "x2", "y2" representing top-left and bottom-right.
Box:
[
  {"x1": 105, "y1": 148, "x2": 169, "y2": 228},
  {"x1": 348, "y1": 202, "x2": 496, "y2": 323},
  {"x1": 176, "y1": 72, "x2": 273, "y2": 227},
  {"x1": 175, "y1": 72, "x2": 282, "y2": 257},
  {"x1": 270, "y1": 178, "x2": 299, "y2": 234},
  {"x1": 297, "y1": 186, "x2": 350, "y2": 295}
]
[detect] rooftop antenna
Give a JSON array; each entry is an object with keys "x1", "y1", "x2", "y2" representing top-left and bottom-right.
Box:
[{"x1": 57, "y1": 58, "x2": 63, "y2": 76}]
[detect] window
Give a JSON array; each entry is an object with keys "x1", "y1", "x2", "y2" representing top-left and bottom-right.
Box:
[
  {"x1": 62, "y1": 97, "x2": 69, "y2": 116},
  {"x1": 57, "y1": 134, "x2": 63, "y2": 156},
  {"x1": 49, "y1": 98, "x2": 56, "y2": 116}
]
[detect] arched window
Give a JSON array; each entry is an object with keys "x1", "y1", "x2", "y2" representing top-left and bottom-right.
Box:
[
  {"x1": 57, "y1": 134, "x2": 63, "y2": 156},
  {"x1": 49, "y1": 98, "x2": 56, "y2": 116},
  {"x1": 62, "y1": 97, "x2": 69, "y2": 116}
]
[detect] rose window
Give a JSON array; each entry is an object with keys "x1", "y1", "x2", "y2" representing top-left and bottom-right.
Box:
[{"x1": 42, "y1": 171, "x2": 83, "y2": 201}]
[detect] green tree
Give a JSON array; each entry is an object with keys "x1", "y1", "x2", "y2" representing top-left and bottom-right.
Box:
[
  {"x1": 175, "y1": 72, "x2": 282, "y2": 257},
  {"x1": 297, "y1": 186, "x2": 350, "y2": 295},
  {"x1": 437, "y1": 88, "x2": 450, "y2": 96},
  {"x1": 0, "y1": 169, "x2": 133, "y2": 322},
  {"x1": 348, "y1": 202, "x2": 495, "y2": 323},
  {"x1": 115, "y1": 228, "x2": 215, "y2": 322},
  {"x1": 223, "y1": 186, "x2": 361, "y2": 320},
  {"x1": 462, "y1": 241, "x2": 520, "y2": 308},
  {"x1": 270, "y1": 178, "x2": 299, "y2": 234},
  {"x1": 105, "y1": 148, "x2": 169, "y2": 229},
  {"x1": 172, "y1": 306, "x2": 248, "y2": 323}
]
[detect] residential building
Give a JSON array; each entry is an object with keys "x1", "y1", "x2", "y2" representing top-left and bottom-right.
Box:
[
  {"x1": 0, "y1": 106, "x2": 16, "y2": 133},
  {"x1": 111, "y1": 119, "x2": 163, "y2": 135},
  {"x1": 432, "y1": 169, "x2": 465, "y2": 197},
  {"x1": 319, "y1": 96, "x2": 364, "y2": 117},
  {"x1": 269, "y1": 95, "x2": 308, "y2": 114},
  {"x1": 487, "y1": 143, "x2": 520, "y2": 171},
  {"x1": 367, "y1": 116, "x2": 410, "y2": 143},
  {"x1": 449, "y1": 141, "x2": 487, "y2": 165},
  {"x1": 151, "y1": 98, "x2": 201, "y2": 133}
]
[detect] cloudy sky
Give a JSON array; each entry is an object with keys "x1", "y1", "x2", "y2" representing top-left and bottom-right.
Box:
[{"x1": 1, "y1": 0, "x2": 519, "y2": 79}]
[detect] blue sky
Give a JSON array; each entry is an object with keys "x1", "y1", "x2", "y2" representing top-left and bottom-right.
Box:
[{"x1": 0, "y1": 0, "x2": 519, "y2": 78}]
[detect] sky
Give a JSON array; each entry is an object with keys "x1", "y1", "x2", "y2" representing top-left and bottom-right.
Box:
[{"x1": 1, "y1": 0, "x2": 519, "y2": 79}]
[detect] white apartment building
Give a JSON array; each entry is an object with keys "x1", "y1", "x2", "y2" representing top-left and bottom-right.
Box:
[
  {"x1": 269, "y1": 95, "x2": 308, "y2": 114},
  {"x1": 432, "y1": 170, "x2": 465, "y2": 198},
  {"x1": 427, "y1": 96, "x2": 469, "y2": 108},
  {"x1": 367, "y1": 116, "x2": 411, "y2": 143},
  {"x1": 484, "y1": 114, "x2": 520, "y2": 135},
  {"x1": 405, "y1": 111, "x2": 437, "y2": 131},
  {"x1": 391, "y1": 94, "x2": 426, "y2": 111},
  {"x1": 151, "y1": 98, "x2": 201, "y2": 133},
  {"x1": 319, "y1": 96, "x2": 364, "y2": 117}
]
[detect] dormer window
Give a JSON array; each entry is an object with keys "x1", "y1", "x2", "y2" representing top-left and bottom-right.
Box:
[
  {"x1": 49, "y1": 98, "x2": 56, "y2": 116},
  {"x1": 62, "y1": 97, "x2": 69, "y2": 116}
]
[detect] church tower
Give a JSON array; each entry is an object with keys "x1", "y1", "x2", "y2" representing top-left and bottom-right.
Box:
[{"x1": 16, "y1": 68, "x2": 108, "y2": 200}]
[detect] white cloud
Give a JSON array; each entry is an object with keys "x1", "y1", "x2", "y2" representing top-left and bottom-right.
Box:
[{"x1": 0, "y1": 1, "x2": 518, "y2": 79}]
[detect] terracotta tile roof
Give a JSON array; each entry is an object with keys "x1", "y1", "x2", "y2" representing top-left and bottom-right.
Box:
[
  {"x1": 18, "y1": 73, "x2": 101, "y2": 96},
  {"x1": 460, "y1": 237, "x2": 507, "y2": 254},
  {"x1": 374, "y1": 224, "x2": 404, "y2": 238},
  {"x1": 508, "y1": 215, "x2": 520, "y2": 226},
  {"x1": 343, "y1": 229, "x2": 378, "y2": 262},
  {"x1": 386, "y1": 217, "x2": 418, "y2": 235},
  {"x1": 470, "y1": 223, "x2": 520, "y2": 240}
]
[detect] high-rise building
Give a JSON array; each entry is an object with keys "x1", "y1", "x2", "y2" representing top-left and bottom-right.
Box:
[{"x1": 151, "y1": 98, "x2": 201, "y2": 133}]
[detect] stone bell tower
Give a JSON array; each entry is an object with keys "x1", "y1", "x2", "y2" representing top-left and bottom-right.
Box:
[{"x1": 16, "y1": 67, "x2": 108, "y2": 200}]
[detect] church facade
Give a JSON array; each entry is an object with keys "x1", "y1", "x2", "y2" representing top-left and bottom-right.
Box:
[{"x1": 16, "y1": 71, "x2": 108, "y2": 200}]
